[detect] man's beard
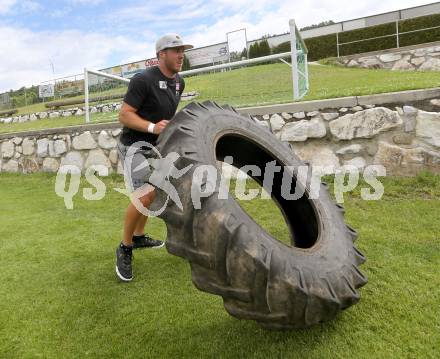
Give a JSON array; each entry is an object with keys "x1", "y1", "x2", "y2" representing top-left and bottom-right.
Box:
[{"x1": 165, "y1": 58, "x2": 181, "y2": 74}]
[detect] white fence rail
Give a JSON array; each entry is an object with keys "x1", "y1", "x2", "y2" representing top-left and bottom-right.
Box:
[
  {"x1": 301, "y1": 1, "x2": 440, "y2": 39},
  {"x1": 336, "y1": 22, "x2": 440, "y2": 57}
]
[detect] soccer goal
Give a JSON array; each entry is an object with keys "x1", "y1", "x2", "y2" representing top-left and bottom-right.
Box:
[
  {"x1": 83, "y1": 69, "x2": 129, "y2": 123},
  {"x1": 289, "y1": 19, "x2": 309, "y2": 100},
  {"x1": 83, "y1": 18, "x2": 308, "y2": 123}
]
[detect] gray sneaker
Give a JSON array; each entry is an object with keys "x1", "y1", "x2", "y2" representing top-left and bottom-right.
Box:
[
  {"x1": 132, "y1": 234, "x2": 164, "y2": 249},
  {"x1": 115, "y1": 244, "x2": 133, "y2": 282}
]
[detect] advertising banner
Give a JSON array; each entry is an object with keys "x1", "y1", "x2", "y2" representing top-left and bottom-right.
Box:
[
  {"x1": 55, "y1": 79, "x2": 84, "y2": 96},
  {"x1": 101, "y1": 58, "x2": 159, "y2": 80},
  {"x1": 0, "y1": 92, "x2": 10, "y2": 104},
  {"x1": 38, "y1": 84, "x2": 55, "y2": 98},
  {"x1": 102, "y1": 66, "x2": 123, "y2": 77},
  {"x1": 185, "y1": 43, "x2": 228, "y2": 67}
]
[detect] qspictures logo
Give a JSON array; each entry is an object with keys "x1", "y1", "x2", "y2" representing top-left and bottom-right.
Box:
[{"x1": 55, "y1": 141, "x2": 386, "y2": 214}]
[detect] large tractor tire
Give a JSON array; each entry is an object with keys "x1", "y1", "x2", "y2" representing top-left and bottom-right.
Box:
[{"x1": 153, "y1": 101, "x2": 367, "y2": 329}]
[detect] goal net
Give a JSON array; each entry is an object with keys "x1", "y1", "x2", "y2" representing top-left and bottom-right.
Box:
[
  {"x1": 83, "y1": 69, "x2": 129, "y2": 123},
  {"x1": 180, "y1": 19, "x2": 308, "y2": 106}
]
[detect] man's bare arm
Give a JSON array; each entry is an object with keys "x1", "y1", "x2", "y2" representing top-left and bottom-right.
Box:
[{"x1": 119, "y1": 102, "x2": 168, "y2": 135}]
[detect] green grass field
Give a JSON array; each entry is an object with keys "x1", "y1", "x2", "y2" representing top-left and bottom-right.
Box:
[
  {"x1": 2, "y1": 63, "x2": 440, "y2": 135},
  {"x1": 0, "y1": 172, "x2": 439, "y2": 358}
]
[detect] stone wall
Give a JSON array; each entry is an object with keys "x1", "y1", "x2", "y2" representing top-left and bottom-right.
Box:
[
  {"x1": 335, "y1": 42, "x2": 440, "y2": 71},
  {"x1": 253, "y1": 100, "x2": 440, "y2": 176},
  {"x1": 1, "y1": 98, "x2": 440, "y2": 177},
  {"x1": 0, "y1": 127, "x2": 123, "y2": 175}
]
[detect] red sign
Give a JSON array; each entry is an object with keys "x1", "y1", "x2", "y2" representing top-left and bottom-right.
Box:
[{"x1": 145, "y1": 58, "x2": 159, "y2": 67}]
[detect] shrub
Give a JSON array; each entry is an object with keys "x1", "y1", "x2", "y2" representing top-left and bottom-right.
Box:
[{"x1": 297, "y1": 13, "x2": 440, "y2": 60}]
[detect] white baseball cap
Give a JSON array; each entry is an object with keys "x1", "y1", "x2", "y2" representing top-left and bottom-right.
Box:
[{"x1": 155, "y1": 33, "x2": 194, "y2": 53}]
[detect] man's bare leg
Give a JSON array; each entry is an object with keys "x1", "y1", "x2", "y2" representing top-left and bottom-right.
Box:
[
  {"x1": 122, "y1": 189, "x2": 155, "y2": 246},
  {"x1": 116, "y1": 188, "x2": 157, "y2": 281},
  {"x1": 134, "y1": 215, "x2": 148, "y2": 237}
]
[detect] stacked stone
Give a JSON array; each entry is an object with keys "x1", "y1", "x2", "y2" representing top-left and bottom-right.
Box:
[
  {"x1": 253, "y1": 100, "x2": 440, "y2": 176},
  {"x1": 0, "y1": 129, "x2": 122, "y2": 175}
]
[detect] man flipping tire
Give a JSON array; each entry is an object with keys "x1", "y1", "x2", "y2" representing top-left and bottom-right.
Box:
[{"x1": 115, "y1": 34, "x2": 193, "y2": 282}]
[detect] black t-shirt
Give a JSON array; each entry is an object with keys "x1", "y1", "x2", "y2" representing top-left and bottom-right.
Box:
[{"x1": 119, "y1": 67, "x2": 185, "y2": 146}]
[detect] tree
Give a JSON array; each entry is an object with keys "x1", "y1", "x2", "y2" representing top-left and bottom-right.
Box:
[
  {"x1": 259, "y1": 38, "x2": 271, "y2": 57},
  {"x1": 240, "y1": 47, "x2": 248, "y2": 59},
  {"x1": 248, "y1": 42, "x2": 260, "y2": 59},
  {"x1": 300, "y1": 20, "x2": 335, "y2": 31},
  {"x1": 271, "y1": 41, "x2": 291, "y2": 54},
  {"x1": 182, "y1": 56, "x2": 191, "y2": 71},
  {"x1": 249, "y1": 39, "x2": 271, "y2": 58}
]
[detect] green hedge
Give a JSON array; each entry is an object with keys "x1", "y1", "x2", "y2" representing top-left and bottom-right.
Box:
[
  {"x1": 249, "y1": 39, "x2": 271, "y2": 59},
  {"x1": 271, "y1": 41, "x2": 291, "y2": 54},
  {"x1": 399, "y1": 13, "x2": 440, "y2": 47},
  {"x1": 275, "y1": 13, "x2": 440, "y2": 61},
  {"x1": 338, "y1": 23, "x2": 396, "y2": 57},
  {"x1": 271, "y1": 33, "x2": 338, "y2": 60},
  {"x1": 304, "y1": 33, "x2": 338, "y2": 60}
]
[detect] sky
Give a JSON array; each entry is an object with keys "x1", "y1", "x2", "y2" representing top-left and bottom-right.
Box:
[{"x1": 0, "y1": 0, "x2": 437, "y2": 92}]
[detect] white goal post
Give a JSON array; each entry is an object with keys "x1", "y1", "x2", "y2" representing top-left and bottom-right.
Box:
[
  {"x1": 290, "y1": 19, "x2": 309, "y2": 101},
  {"x1": 83, "y1": 68, "x2": 129, "y2": 123}
]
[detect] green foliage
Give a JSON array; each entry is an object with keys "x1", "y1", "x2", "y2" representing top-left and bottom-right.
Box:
[
  {"x1": 182, "y1": 56, "x2": 191, "y2": 71},
  {"x1": 248, "y1": 41, "x2": 260, "y2": 58},
  {"x1": 271, "y1": 41, "x2": 291, "y2": 54},
  {"x1": 399, "y1": 13, "x2": 440, "y2": 47},
  {"x1": 301, "y1": 20, "x2": 335, "y2": 31},
  {"x1": 229, "y1": 51, "x2": 243, "y2": 62},
  {"x1": 338, "y1": 23, "x2": 397, "y2": 56},
  {"x1": 259, "y1": 38, "x2": 271, "y2": 57},
  {"x1": 9, "y1": 86, "x2": 40, "y2": 108},
  {"x1": 240, "y1": 47, "x2": 248, "y2": 59},
  {"x1": 248, "y1": 38, "x2": 271, "y2": 58},
  {"x1": 248, "y1": 38, "x2": 271, "y2": 65},
  {"x1": 303, "y1": 13, "x2": 440, "y2": 60},
  {"x1": 304, "y1": 33, "x2": 338, "y2": 61}
]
